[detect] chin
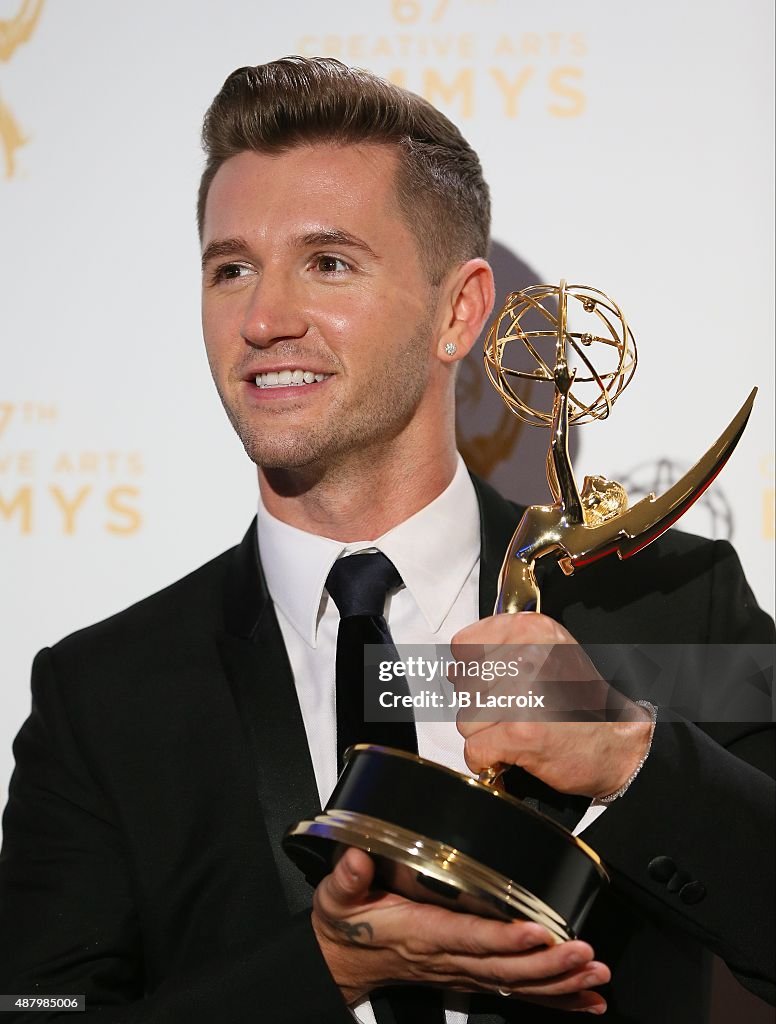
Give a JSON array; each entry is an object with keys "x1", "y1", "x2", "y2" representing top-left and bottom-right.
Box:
[
  {"x1": 240, "y1": 434, "x2": 329, "y2": 471},
  {"x1": 221, "y1": 405, "x2": 322, "y2": 469}
]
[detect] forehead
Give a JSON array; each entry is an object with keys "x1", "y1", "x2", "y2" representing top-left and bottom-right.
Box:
[{"x1": 201, "y1": 143, "x2": 406, "y2": 247}]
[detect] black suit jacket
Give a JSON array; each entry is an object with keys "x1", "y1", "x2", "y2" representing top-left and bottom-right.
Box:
[{"x1": 0, "y1": 476, "x2": 774, "y2": 1023}]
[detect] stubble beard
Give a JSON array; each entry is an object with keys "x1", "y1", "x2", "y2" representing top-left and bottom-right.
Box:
[{"x1": 218, "y1": 320, "x2": 434, "y2": 475}]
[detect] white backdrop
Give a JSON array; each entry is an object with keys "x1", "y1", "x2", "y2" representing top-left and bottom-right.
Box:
[{"x1": 1, "y1": 0, "x2": 774, "y2": 833}]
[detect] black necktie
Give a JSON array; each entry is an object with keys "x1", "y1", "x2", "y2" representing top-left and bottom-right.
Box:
[
  {"x1": 326, "y1": 552, "x2": 443, "y2": 1024},
  {"x1": 326, "y1": 551, "x2": 418, "y2": 767}
]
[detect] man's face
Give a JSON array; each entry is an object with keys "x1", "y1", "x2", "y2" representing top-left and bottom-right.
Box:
[{"x1": 201, "y1": 143, "x2": 443, "y2": 475}]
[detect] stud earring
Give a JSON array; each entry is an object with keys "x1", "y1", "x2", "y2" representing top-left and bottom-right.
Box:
[{"x1": 444, "y1": 342, "x2": 457, "y2": 356}]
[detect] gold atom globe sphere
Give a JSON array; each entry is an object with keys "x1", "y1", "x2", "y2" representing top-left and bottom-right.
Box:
[{"x1": 484, "y1": 282, "x2": 638, "y2": 427}]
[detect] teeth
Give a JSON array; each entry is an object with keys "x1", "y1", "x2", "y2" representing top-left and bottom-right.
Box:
[{"x1": 254, "y1": 369, "x2": 331, "y2": 389}]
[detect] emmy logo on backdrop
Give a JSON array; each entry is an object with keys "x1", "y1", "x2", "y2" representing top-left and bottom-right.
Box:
[{"x1": 1, "y1": 0, "x2": 46, "y2": 179}]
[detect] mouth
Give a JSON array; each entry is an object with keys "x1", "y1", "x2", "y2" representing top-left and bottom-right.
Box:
[{"x1": 253, "y1": 368, "x2": 332, "y2": 389}]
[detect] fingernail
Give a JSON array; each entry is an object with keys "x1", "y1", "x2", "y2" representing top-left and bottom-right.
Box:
[
  {"x1": 567, "y1": 952, "x2": 588, "y2": 967},
  {"x1": 585, "y1": 961, "x2": 608, "y2": 982},
  {"x1": 583, "y1": 1004, "x2": 606, "y2": 1015},
  {"x1": 344, "y1": 858, "x2": 360, "y2": 880}
]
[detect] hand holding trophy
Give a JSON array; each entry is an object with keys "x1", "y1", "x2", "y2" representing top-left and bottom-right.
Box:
[{"x1": 285, "y1": 280, "x2": 756, "y2": 943}]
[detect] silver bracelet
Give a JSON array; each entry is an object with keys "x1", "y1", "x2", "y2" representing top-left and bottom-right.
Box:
[{"x1": 592, "y1": 700, "x2": 658, "y2": 805}]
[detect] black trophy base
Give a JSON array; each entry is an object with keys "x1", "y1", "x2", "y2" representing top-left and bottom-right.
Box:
[{"x1": 283, "y1": 745, "x2": 608, "y2": 942}]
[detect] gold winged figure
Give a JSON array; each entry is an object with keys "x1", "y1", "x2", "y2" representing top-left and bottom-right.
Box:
[{"x1": 1, "y1": 0, "x2": 46, "y2": 179}]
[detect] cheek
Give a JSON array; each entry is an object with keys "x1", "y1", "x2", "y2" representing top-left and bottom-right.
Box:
[
  {"x1": 201, "y1": 296, "x2": 222, "y2": 341},
  {"x1": 200, "y1": 314, "x2": 221, "y2": 355},
  {"x1": 201, "y1": 317, "x2": 234, "y2": 379},
  {"x1": 202, "y1": 295, "x2": 243, "y2": 348},
  {"x1": 321, "y1": 312, "x2": 350, "y2": 337},
  {"x1": 314, "y1": 290, "x2": 371, "y2": 337},
  {"x1": 312, "y1": 303, "x2": 373, "y2": 368}
]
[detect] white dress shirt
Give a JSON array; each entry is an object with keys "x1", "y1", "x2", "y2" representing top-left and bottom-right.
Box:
[{"x1": 256, "y1": 456, "x2": 602, "y2": 1023}]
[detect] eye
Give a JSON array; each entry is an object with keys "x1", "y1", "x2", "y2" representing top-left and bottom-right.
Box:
[
  {"x1": 312, "y1": 254, "x2": 351, "y2": 275},
  {"x1": 210, "y1": 262, "x2": 254, "y2": 284}
]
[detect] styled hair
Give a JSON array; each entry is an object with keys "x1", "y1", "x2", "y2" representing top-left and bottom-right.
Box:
[{"x1": 198, "y1": 56, "x2": 490, "y2": 283}]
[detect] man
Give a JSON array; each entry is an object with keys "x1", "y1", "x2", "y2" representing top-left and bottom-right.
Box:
[{"x1": 0, "y1": 57, "x2": 773, "y2": 1024}]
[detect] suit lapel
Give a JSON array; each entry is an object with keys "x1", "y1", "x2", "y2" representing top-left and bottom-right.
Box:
[
  {"x1": 217, "y1": 523, "x2": 319, "y2": 915},
  {"x1": 471, "y1": 473, "x2": 524, "y2": 618}
]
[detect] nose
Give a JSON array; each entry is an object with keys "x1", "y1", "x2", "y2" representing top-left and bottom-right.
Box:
[{"x1": 240, "y1": 267, "x2": 308, "y2": 347}]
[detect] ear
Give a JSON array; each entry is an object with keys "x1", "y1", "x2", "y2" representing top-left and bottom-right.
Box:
[{"x1": 436, "y1": 259, "x2": 496, "y2": 364}]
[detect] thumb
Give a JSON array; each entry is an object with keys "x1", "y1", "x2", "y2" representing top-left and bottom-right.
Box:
[{"x1": 325, "y1": 847, "x2": 375, "y2": 909}]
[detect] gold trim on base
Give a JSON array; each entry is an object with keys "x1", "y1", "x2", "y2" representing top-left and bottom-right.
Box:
[
  {"x1": 345, "y1": 744, "x2": 606, "y2": 871},
  {"x1": 287, "y1": 808, "x2": 575, "y2": 943}
]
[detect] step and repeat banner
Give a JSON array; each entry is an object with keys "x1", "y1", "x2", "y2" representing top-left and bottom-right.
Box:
[{"x1": 1, "y1": 0, "x2": 773, "y2": 847}]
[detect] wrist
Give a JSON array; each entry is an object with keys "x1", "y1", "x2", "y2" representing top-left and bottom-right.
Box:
[
  {"x1": 593, "y1": 701, "x2": 657, "y2": 805},
  {"x1": 311, "y1": 909, "x2": 373, "y2": 1006}
]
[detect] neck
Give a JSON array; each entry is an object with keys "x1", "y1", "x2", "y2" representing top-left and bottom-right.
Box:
[{"x1": 258, "y1": 437, "x2": 458, "y2": 542}]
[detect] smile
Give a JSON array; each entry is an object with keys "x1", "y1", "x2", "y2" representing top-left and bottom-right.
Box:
[{"x1": 254, "y1": 369, "x2": 331, "y2": 389}]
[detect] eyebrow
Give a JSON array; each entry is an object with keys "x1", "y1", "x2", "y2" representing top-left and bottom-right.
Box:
[
  {"x1": 200, "y1": 229, "x2": 380, "y2": 271},
  {"x1": 201, "y1": 237, "x2": 251, "y2": 271},
  {"x1": 298, "y1": 229, "x2": 379, "y2": 261}
]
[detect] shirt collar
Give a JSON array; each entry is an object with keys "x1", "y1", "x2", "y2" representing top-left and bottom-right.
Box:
[{"x1": 256, "y1": 456, "x2": 480, "y2": 647}]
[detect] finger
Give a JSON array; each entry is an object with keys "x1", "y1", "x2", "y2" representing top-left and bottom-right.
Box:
[
  {"x1": 489, "y1": 939, "x2": 597, "y2": 982},
  {"x1": 509, "y1": 612, "x2": 575, "y2": 645},
  {"x1": 455, "y1": 707, "x2": 498, "y2": 738},
  {"x1": 431, "y1": 944, "x2": 606, "y2": 996},
  {"x1": 323, "y1": 847, "x2": 376, "y2": 909},
  {"x1": 435, "y1": 935, "x2": 596, "y2": 985},
  {"x1": 509, "y1": 960, "x2": 611, "y2": 995},
  {"x1": 456, "y1": 704, "x2": 515, "y2": 737},
  {"x1": 452, "y1": 612, "x2": 575, "y2": 648},
  {"x1": 469, "y1": 918, "x2": 557, "y2": 955},
  {"x1": 461, "y1": 723, "x2": 541, "y2": 775},
  {"x1": 413, "y1": 914, "x2": 557, "y2": 958},
  {"x1": 511, "y1": 990, "x2": 608, "y2": 1014}
]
